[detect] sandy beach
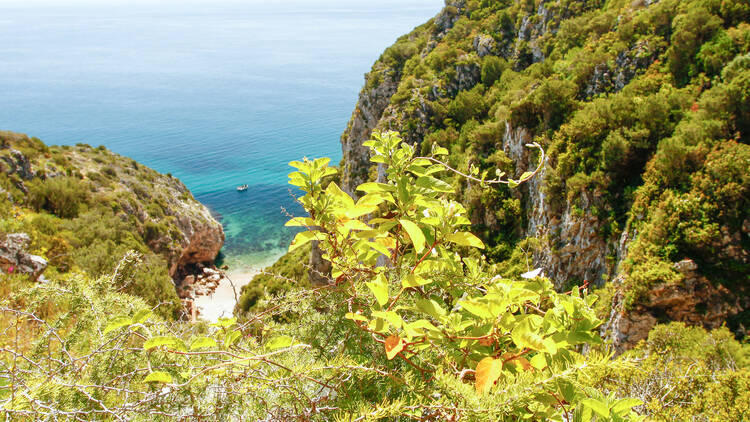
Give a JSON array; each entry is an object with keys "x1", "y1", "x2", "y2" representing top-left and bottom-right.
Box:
[
  {"x1": 193, "y1": 270, "x2": 256, "y2": 322},
  {"x1": 193, "y1": 250, "x2": 285, "y2": 322}
]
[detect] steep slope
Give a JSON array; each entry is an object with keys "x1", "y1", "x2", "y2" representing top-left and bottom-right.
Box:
[
  {"x1": 335, "y1": 0, "x2": 749, "y2": 348},
  {"x1": 0, "y1": 131, "x2": 224, "y2": 317}
]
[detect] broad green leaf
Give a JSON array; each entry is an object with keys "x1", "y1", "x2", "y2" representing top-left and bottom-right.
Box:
[
  {"x1": 415, "y1": 176, "x2": 454, "y2": 193},
  {"x1": 366, "y1": 281, "x2": 389, "y2": 307},
  {"x1": 556, "y1": 379, "x2": 576, "y2": 402},
  {"x1": 445, "y1": 232, "x2": 485, "y2": 249},
  {"x1": 285, "y1": 217, "x2": 316, "y2": 227},
  {"x1": 612, "y1": 398, "x2": 643, "y2": 414},
  {"x1": 402, "y1": 273, "x2": 431, "y2": 288},
  {"x1": 530, "y1": 353, "x2": 547, "y2": 370},
  {"x1": 519, "y1": 171, "x2": 534, "y2": 181},
  {"x1": 224, "y1": 330, "x2": 241, "y2": 348},
  {"x1": 132, "y1": 310, "x2": 153, "y2": 325},
  {"x1": 357, "y1": 182, "x2": 396, "y2": 193},
  {"x1": 368, "y1": 318, "x2": 389, "y2": 334},
  {"x1": 342, "y1": 219, "x2": 371, "y2": 231},
  {"x1": 581, "y1": 398, "x2": 610, "y2": 418},
  {"x1": 416, "y1": 299, "x2": 446, "y2": 319},
  {"x1": 433, "y1": 146, "x2": 449, "y2": 156},
  {"x1": 399, "y1": 219, "x2": 426, "y2": 253},
  {"x1": 288, "y1": 172, "x2": 308, "y2": 188},
  {"x1": 345, "y1": 205, "x2": 377, "y2": 219},
  {"x1": 384, "y1": 335, "x2": 403, "y2": 360},
  {"x1": 104, "y1": 316, "x2": 132, "y2": 334},
  {"x1": 144, "y1": 371, "x2": 172, "y2": 384},
  {"x1": 345, "y1": 312, "x2": 368, "y2": 322},
  {"x1": 288, "y1": 230, "x2": 320, "y2": 252},
  {"x1": 460, "y1": 301, "x2": 493, "y2": 319},
  {"x1": 266, "y1": 335, "x2": 294, "y2": 350},
  {"x1": 367, "y1": 241, "x2": 392, "y2": 257},
  {"x1": 357, "y1": 192, "x2": 394, "y2": 207},
  {"x1": 511, "y1": 318, "x2": 546, "y2": 351},
  {"x1": 212, "y1": 317, "x2": 237, "y2": 328},
  {"x1": 406, "y1": 319, "x2": 440, "y2": 333},
  {"x1": 189, "y1": 337, "x2": 217, "y2": 350},
  {"x1": 325, "y1": 182, "x2": 354, "y2": 207},
  {"x1": 475, "y1": 357, "x2": 503, "y2": 394},
  {"x1": 412, "y1": 158, "x2": 432, "y2": 166},
  {"x1": 144, "y1": 336, "x2": 179, "y2": 351},
  {"x1": 371, "y1": 311, "x2": 403, "y2": 329}
]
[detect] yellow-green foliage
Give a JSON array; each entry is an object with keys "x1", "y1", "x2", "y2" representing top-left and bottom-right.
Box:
[
  {"x1": 352, "y1": 0, "x2": 749, "y2": 318},
  {"x1": 589, "y1": 322, "x2": 750, "y2": 421},
  {"x1": 235, "y1": 243, "x2": 312, "y2": 317},
  {"x1": 0, "y1": 132, "x2": 198, "y2": 318},
  {"x1": 0, "y1": 132, "x2": 647, "y2": 421}
]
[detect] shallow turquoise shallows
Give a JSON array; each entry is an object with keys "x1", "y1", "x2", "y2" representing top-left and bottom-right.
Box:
[{"x1": 0, "y1": 0, "x2": 441, "y2": 269}]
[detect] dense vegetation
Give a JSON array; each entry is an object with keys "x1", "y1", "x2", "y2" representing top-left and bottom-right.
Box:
[
  {"x1": 241, "y1": 0, "x2": 749, "y2": 341},
  {"x1": 2, "y1": 133, "x2": 748, "y2": 420},
  {"x1": 0, "y1": 131, "x2": 211, "y2": 318},
  {"x1": 1, "y1": 0, "x2": 749, "y2": 418}
]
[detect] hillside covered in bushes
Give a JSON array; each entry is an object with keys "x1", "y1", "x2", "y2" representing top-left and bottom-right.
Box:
[
  {"x1": 242, "y1": 0, "x2": 749, "y2": 350},
  {"x1": 1, "y1": 0, "x2": 749, "y2": 419},
  {"x1": 0, "y1": 131, "x2": 224, "y2": 318}
]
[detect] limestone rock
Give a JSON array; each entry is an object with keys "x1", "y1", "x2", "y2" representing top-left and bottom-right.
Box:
[
  {"x1": 604, "y1": 262, "x2": 750, "y2": 352},
  {"x1": 340, "y1": 65, "x2": 402, "y2": 195},
  {"x1": 473, "y1": 35, "x2": 495, "y2": 58},
  {"x1": 0, "y1": 149, "x2": 34, "y2": 180},
  {"x1": 0, "y1": 233, "x2": 47, "y2": 281}
]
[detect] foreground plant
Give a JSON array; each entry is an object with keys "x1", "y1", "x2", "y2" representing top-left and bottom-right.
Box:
[
  {"x1": 286, "y1": 131, "x2": 642, "y2": 420},
  {"x1": 0, "y1": 131, "x2": 641, "y2": 421}
]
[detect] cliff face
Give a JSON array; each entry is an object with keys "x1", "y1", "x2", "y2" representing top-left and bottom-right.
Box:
[{"x1": 337, "y1": 0, "x2": 750, "y2": 348}]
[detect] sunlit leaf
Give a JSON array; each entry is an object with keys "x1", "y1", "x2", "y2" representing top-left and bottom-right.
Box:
[
  {"x1": 224, "y1": 330, "x2": 242, "y2": 348},
  {"x1": 189, "y1": 337, "x2": 217, "y2": 351},
  {"x1": 366, "y1": 281, "x2": 389, "y2": 307},
  {"x1": 132, "y1": 310, "x2": 153, "y2": 325},
  {"x1": 445, "y1": 232, "x2": 484, "y2": 249},
  {"x1": 144, "y1": 371, "x2": 172, "y2": 384},
  {"x1": 357, "y1": 182, "x2": 396, "y2": 193},
  {"x1": 265, "y1": 335, "x2": 295, "y2": 350},
  {"x1": 345, "y1": 312, "x2": 368, "y2": 322},
  {"x1": 612, "y1": 398, "x2": 643, "y2": 414},
  {"x1": 399, "y1": 219, "x2": 426, "y2": 253},
  {"x1": 402, "y1": 273, "x2": 431, "y2": 288},
  {"x1": 288, "y1": 230, "x2": 320, "y2": 252},
  {"x1": 416, "y1": 299, "x2": 446, "y2": 319},
  {"x1": 581, "y1": 398, "x2": 610, "y2": 418},
  {"x1": 144, "y1": 336, "x2": 179, "y2": 351},
  {"x1": 104, "y1": 316, "x2": 132, "y2": 335},
  {"x1": 475, "y1": 357, "x2": 502, "y2": 394}
]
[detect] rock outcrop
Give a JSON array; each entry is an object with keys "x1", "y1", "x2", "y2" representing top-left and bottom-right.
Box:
[
  {"x1": 340, "y1": 66, "x2": 402, "y2": 195},
  {"x1": 0, "y1": 233, "x2": 47, "y2": 281},
  {"x1": 604, "y1": 259, "x2": 750, "y2": 352}
]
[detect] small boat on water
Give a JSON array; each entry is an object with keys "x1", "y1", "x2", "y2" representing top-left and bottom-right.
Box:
[{"x1": 236, "y1": 184, "x2": 248, "y2": 192}]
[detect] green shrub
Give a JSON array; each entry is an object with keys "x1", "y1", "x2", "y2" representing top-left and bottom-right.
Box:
[
  {"x1": 481, "y1": 55, "x2": 508, "y2": 87},
  {"x1": 28, "y1": 176, "x2": 89, "y2": 218}
]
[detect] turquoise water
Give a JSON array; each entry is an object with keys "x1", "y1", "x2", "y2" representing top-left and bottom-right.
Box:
[{"x1": 0, "y1": 0, "x2": 440, "y2": 269}]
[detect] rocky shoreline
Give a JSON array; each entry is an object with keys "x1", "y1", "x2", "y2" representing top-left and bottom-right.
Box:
[{"x1": 176, "y1": 263, "x2": 232, "y2": 320}]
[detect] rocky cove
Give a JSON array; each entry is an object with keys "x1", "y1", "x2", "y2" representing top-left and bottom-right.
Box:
[{"x1": 0, "y1": 132, "x2": 231, "y2": 318}]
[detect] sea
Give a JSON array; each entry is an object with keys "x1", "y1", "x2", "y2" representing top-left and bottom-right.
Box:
[{"x1": 0, "y1": 0, "x2": 442, "y2": 272}]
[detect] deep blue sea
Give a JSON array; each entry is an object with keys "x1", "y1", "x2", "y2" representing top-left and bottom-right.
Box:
[{"x1": 0, "y1": 0, "x2": 441, "y2": 270}]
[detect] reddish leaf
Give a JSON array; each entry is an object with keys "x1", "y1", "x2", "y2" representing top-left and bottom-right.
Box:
[
  {"x1": 384, "y1": 335, "x2": 403, "y2": 360},
  {"x1": 475, "y1": 357, "x2": 502, "y2": 395}
]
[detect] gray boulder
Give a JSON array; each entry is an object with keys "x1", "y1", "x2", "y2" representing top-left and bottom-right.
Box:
[{"x1": 0, "y1": 233, "x2": 47, "y2": 281}]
